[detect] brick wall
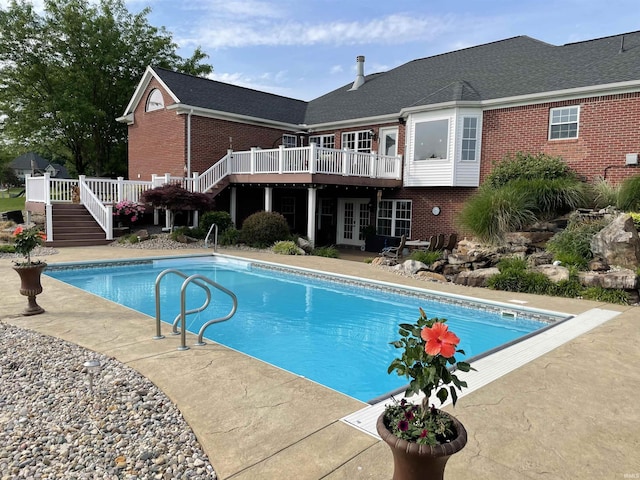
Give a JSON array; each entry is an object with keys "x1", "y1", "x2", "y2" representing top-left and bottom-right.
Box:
[
  {"x1": 128, "y1": 79, "x2": 186, "y2": 180},
  {"x1": 481, "y1": 93, "x2": 640, "y2": 184}
]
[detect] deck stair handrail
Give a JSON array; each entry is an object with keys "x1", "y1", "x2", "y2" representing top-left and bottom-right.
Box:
[
  {"x1": 79, "y1": 175, "x2": 113, "y2": 240},
  {"x1": 154, "y1": 268, "x2": 238, "y2": 350}
]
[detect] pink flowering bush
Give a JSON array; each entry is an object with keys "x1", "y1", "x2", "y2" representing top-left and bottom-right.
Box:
[{"x1": 113, "y1": 200, "x2": 145, "y2": 224}]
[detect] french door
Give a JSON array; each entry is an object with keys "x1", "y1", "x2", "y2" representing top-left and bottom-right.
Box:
[{"x1": 337, "y1": 198, "x2": 370, "y2": 246}]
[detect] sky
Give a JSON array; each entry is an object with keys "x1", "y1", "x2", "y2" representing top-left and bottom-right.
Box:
[{"x1": 5, "y1": 0, "x2": 640, "y2": 101}]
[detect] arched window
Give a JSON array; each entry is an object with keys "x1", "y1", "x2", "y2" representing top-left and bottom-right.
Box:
[{"x1": 145, "y1": 89, "x2": 164, "y2": 112}]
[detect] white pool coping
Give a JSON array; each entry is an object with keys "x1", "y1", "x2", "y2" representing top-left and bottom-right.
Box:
[{"x1": 341, "y1": 307, "x2": 621, "y2": 438}]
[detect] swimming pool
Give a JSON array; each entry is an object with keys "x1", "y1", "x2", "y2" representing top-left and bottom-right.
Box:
[{"x1": 46, "y1": 255, "x2": 568, "y2": 402}]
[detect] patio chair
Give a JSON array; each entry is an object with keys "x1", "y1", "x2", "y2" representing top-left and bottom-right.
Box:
[
  {"x1": 380, "y1": 234, "x2": 406, "y2": 260},
  {"x1": 428, "y1": 234, "x2": 445, "y2": 251},
  {"x1": 444, "y1": 233, "x2": 458, "y2": 251}
]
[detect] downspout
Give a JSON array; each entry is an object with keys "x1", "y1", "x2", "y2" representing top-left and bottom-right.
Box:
[{"x1": 187, "y1": 109, "x2": 193, "y2": 177}]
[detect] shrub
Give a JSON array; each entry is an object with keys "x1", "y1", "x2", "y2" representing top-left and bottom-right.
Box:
[
  {"x1": 488, "y1": 256, "x2": 554, "y2": 294},
  {"x1": 239, "y1": 211, "x2": 290, "y2": 248},
  {"x1": 551, "y1": 278, "x2": 584, "y2": 298},
  {"x1": 546, "y1": 215, "x2": 610, "y2": 269},
  {"x1": 457, "y1": 184, "x2": 537, "y2": 243},
  {"x1": 219, "y1": 227, "x2": 240, "y2": 246},
  {"x1": 199, "y1": 211, "x2": 234, "y2": 236},
  {"x1": 312, "y1": 246, "x2": 339, "y2": 258},
  {"x1": 485, "y1": 152, "x2": 578, "y2": 189},
  {"x1": 630, "y1": 212, "x2": 640, "y2": 231},
  {"x1": 410, "y1": 250, "x2": 443, "y2": 265},
  {"x1": 617, "y1": 174, "x2": 640, "y2": 211},
  {"x1": 0, "y1": 244, "x2": 16, "y2": 253},
  {"x1": 510, "y1": 177, "x2": 588, "y2": 218},
  {"x1": 589, "y1": 176, "x2": 620, "y2": 209},
  {"x1": 272, "y1": 240, "x2": 302, "y2": 255},
  {"x1": 170, "y1": 226, "x2": 192, "y2": 241},
  {"x1": 582, "y1": 286, "x2": 630, "y2": 305}
]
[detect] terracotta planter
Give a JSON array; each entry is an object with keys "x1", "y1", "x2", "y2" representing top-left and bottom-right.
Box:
[
  {"x1": 13, "y1": 262, "x2": 47, "y2": 316},
  {"x1": 376, "y1": 410, "x2": 467, "y2": 480}
]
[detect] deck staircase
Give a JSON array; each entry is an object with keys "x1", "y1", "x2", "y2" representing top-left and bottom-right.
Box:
[{"x1": 49, "y1": 204, "x2": 111, "y2": 247}]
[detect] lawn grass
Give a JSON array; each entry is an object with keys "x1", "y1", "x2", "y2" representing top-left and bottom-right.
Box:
[{"x1": 0, "y1": 188, "x2": 26, "y2": 212}]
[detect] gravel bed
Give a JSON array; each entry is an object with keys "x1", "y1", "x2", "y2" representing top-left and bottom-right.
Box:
[{"x1": 0, "y1": 323, "x2": 217, "y2": 479}]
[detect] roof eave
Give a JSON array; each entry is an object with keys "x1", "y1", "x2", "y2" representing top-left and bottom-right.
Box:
[
  {"x1": 168, "y1": 104, "x2": 303, "y2": 130},
  {"x1": 120, "y1": 66, "x2": 181, "y2": 118}
]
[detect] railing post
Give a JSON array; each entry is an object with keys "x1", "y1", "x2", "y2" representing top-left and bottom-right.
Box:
[
  {"x1": 396, "y1": 155, "x2": 403, "y2": 180},
  {"x1": 164, "y1": 173, "x2": 171, "y2": 185},
  {"x1": 45, "y1": 204, "x2": 53, "y2": 242},
  {"x1": 250, "y1": 147, "x2": 257, "y2": 174},
  {"x1": 342, "y1": 148, "x2": 349, "y2": 176},
  {"x1": 309, "y1": 143, "x2": 316, "y2": 174},
  {"x1": 227, "y1": 149, "x2": 233, "y2": 175},
  {"x1": 370, "y1": 153, "x2": 377, "y2": 178},
  {"x1": 43, "y1": 173, "x2": 51, "y2": 206},
  {"x1": 192, "y1": 172, "x2": 199, "y2": 192},
  {"x1": 106, "y1": 204, "x2": 113, "y2": 240},
  {"x1": 117, "y1": 176, "x2": 124, "y2": 202},
  {"x1": 278, "y1": 145, "x2": 285, "y2": 174}
]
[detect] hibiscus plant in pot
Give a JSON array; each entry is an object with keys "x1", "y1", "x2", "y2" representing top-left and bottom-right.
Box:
[
  {"x1": 376, "y1": 307, "x2": 474, "y2": 480},
  {"x1": 12, "y1": 225, "x2": 47, "y2": 315}
]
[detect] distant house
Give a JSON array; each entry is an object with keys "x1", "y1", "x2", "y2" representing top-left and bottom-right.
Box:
[
  {"x1": 10, "y1": 152, "x2": 70, "y2": 182},
  {"x1": 118, "y1": 31, "x2": 640, "y2": 247}
]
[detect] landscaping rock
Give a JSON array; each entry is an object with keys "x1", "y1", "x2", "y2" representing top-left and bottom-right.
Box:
[
  {"x1": 588, "y1": 257, "x2": 610, "y2": 272},
  {"x1": 504, "y1": 231, "x2": 554, "y2": 246},
  {"x1": 578, "y1": 269, "x2": 639, "y2": 290},
  {"x1": 531, "y1": 264, "x2": 570, "y2": 283},
  {"x1": 415, "y1": 271, "x2": 449, "y2": 283},
  {"x1": 134, "y1": 229, "x2": 150, "y2": 241},
  {"x1": 591, "y1": 213, "x2": 640, "y2": 269},
  {"x1": 527, "y1": 251, "x2": 554, "y2": 266},
  {"x1": 393, "y1": 259, "x2": 429, "y2": 275},
  {"x1": 297, "y1": 237, "x2": 313, "y2": 253},
  {"x1": 453, "y1": 267, "x2": 500, "y2": 287}
]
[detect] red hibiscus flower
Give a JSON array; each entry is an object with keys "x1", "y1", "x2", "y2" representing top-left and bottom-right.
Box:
[{"x1": 421, "y1": 322, "x2": 460, "y2": 358}]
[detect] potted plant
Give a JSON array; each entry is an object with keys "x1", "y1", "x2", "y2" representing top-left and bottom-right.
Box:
[
  {"x1": 12, "y1": 225, "x2": 47, "y2": 315},
  {"x1": 377, "y1": 308, "x2": 474, "y2": 480}
]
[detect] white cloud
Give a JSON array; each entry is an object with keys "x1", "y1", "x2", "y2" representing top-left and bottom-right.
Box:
[
  {"x1": 330, "y1": 65, "x2": 343, "y2": 75},
  {"x1": 182, "y1": 13, "x2": 454, "y2": 49}
]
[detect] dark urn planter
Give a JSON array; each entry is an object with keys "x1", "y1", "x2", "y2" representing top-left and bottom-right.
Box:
[
  {"x1": 376, "y1": 410, "x2": 467, "y2": 480},
  {"x1": 13, "y1": 262, "x2": 47, "y2": 316}
]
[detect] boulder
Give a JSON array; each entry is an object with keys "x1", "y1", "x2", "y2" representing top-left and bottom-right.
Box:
[
  {"x1": 371, "y1": 256, "x2": 396, "y2": 267},
  {"x1": 503, "y1": 231, "x2": 554, "y2": 246},
  {"x1": 296, "y1": 237, "x2": 313, "y2": 253},
  {"x1": 415, "y1": 271, "x2": 449, "y2": 283},
  {"x1": 442, "y1": 264, "x2": 471, "y2": 277},
  {"x1": 591, "y1": 213, "x2": 640, "y2": 269},
  {"x1": 393, "y1": 259, "x2": 428, "y2": 275},
  {"x1": 527, "y1": 251, "x2": 554, "y2": 267},
  {"x1": 578, "y1": 269, "x2": 638, "y2": 290},
  {"x1": 453, "y1": 267, "x2": 500, "y2": 287},
  {"x1": 531, "y1": 264, "x2": 570, "y2": 283},
  {"x1": 588, "y1": 257, "x2": 609, "y2": 272},
  {"x1": 134, "y1": 229, "x2": 150, "y2": 241}
]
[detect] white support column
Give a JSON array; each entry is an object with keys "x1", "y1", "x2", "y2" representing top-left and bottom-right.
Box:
[
  {"x1": 264, "y1": 187, "x2": 273, "y2": 212},
  {"x1": 307, "y1": 187, "x2": 317, "y2": 248},
  {"x1": 165, "y1": 209, "x2": 171, "y2": 231},
  {"x1": 230, "y1": 187, "x2": 237, "y2": 226},
  {"x1": 278, "y1": 145, "x2": 285, "y2": 174},
  {"x1": 45, "y1": 204, "x2": 53, "y2": 242}
]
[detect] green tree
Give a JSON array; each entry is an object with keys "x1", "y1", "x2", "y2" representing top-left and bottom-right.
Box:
[{"x1": 0, "y1": 0, "x2": 212, "y2": 177}]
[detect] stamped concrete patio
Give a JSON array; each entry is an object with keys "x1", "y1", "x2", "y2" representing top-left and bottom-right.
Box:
[{"x1": 2, "y1": 245, "x2": 639, "y2": 479}]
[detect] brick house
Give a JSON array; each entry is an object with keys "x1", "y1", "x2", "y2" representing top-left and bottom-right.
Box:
[{"x1": 118, "y1": 31, "x2": 640, "y2": 248}]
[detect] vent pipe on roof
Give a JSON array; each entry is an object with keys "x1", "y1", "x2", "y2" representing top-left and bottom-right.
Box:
[
  {"x1": 349, "y1": 56, "x2": 365, "y2": 91},
  {"x1": 619, "y1": 35, "x2": 625, "y2": 54}
]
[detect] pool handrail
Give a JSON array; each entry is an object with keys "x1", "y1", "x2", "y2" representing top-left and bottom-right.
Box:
[
  {"x1": 204, "y1": 223, "x2": 218, "y2": 250},
  {"x1": 154, "y1": 268, "x2": 238, "y2": 350},
  {"x1": 154, "y1": 268, "x2": 212, "y2": 342}
]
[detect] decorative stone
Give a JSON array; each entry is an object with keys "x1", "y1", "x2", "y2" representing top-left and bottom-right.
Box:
[
  {"x1": 588, "y1": 257, "x2": 610, "y2": 272},
  {"x1": 590, "y1": 213, "x2": 640, "y2": 269},
  {"x1": 296, "y1": 237, "x2": 313, "y2": 253},
  {"x1": 578, "y1": 269, "x2": 638, "y2": 290},
  {"x1": 531, "y1": 264, "x2": 570, "y2": 283},
  {"x1": 453, "y1": 267, "x2": 500, "y2": 287},
  {"x1": 415, "y1": 271, "x2": 449, "y2": 282}
]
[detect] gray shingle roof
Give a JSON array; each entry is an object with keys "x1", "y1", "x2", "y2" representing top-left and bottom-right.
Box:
[
  {"x1": 9, "y1": 152, "x2": 50, "y2": 170},
  {"x1": 305, "y1": 32, "x2": 640, "y2": 124},
  {"x1": 153, "y1": 67, "x2": 308, "y2": 125},
  {"x1": 153, "y1": 31, "x2": 640, "y2": 127}
]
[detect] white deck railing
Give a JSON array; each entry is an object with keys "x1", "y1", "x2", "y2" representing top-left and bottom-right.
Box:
[{"x1": 25, "y1": 146, "x2": 402, "y2": 242}]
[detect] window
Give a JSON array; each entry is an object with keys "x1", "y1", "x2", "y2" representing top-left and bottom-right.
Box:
[
  {"x1": 341, "y1": 130, "x2": 372, "y2": 152},
  {"x1": 549, "y1": 106, "x2": 579, "y2": 139},
  {"x1": 414, "y1": 119, "x2": 449, "y2": 160},
  {"x1": 145, "y1": 89, "x2": 164, "y2": 112},
  {"x1": 377, "y1": 199, "x2": 412, "y2": 237},
  {"x1": 282, "y1": 134, "x2": 297, "y2": 148},
  {"x1": 309, "y1": 134, "x2": 335, "y2": 149},
  {"x1": 461, "y1": 117, "x2": 478, "y2": 161}
]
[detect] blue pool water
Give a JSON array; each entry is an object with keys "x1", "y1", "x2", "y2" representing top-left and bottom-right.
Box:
[{"x1": 46, "y1": 256, "x2": 561, "y2": 402}]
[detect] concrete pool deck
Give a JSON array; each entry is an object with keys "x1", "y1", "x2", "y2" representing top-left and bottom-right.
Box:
[{"x1": 1, "y1": 246, "x2": 639, "y2": 479}]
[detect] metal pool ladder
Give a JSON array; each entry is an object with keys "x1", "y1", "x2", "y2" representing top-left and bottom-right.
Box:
[{"x1": 154, "y1": 268, "x2": 238, "y2": 350}]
